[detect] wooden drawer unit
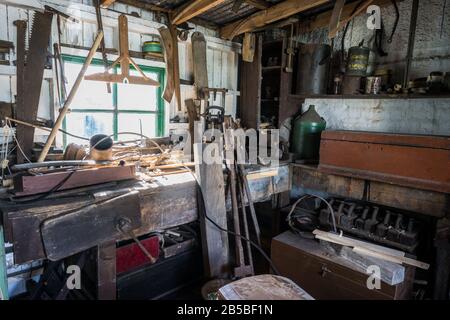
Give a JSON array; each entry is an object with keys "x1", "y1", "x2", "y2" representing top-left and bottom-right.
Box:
[{"x1": 271, "y1": 231, "x2": 414, "y2": 300}]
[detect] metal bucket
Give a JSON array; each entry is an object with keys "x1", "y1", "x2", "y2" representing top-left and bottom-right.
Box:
[
  {"x1": 295, "y1": 43, "x2": 331, "y2": 95},
  {"x1": 346, "y1": 46, "x2": 370, "y2": 76}
]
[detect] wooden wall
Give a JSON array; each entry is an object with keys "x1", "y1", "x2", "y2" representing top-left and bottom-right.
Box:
[{"x1": 0, "y1": 0, "x2": 241, "y2": 142}]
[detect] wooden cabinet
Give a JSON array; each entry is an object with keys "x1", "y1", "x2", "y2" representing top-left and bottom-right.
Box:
[
  {"x1": 271, "y1": 231, "x2": 414, "y2": 300},
  {"x1": 239, "y1": 37, "x2": 300, "y2": 129}
]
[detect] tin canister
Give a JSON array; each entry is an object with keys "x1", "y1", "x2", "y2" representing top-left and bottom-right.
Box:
[
  {"x1": 346, "y1": 46, "x2": 370, "y2": 76},
  {"x1": 365, "y1": 76, "x2": 382, "y2": 94}
]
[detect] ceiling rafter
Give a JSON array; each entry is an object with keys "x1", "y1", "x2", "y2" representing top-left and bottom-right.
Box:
[
  {"x1": 243, "y1": 0, "x2": 271, "y2": 10},
  {"x1": 220, "y1": 0, "x2": 329, "y2": 40},
  {"x1": 101, "y1": 0, "x2": 117, "y2": 8},
  {"x1": 171, "y1": 0, "x2": 228, "y2": 25}
]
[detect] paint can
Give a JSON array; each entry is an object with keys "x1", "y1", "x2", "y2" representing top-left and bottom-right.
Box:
[{"x1": 346, "y1": 46, "x2": 370, "y2": 76}]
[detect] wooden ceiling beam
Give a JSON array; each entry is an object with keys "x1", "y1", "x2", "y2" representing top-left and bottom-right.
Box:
[
  {"x1": 117, "y1": 0, "x2": 171, "y2": 13},
  {"x1": 299, "y1": 0, "x2": 402, "y2": 34},
  {"x1": 244, "y1": 0, "x2": 271, "y2": 10},
  {"x1": 220, "y1": 0, "x2": 329, "y2": 40},
  {"x1": 101, "y1": 0, "x2": 116, "y2": 8},
  {"x1": 171, "y1": 0, "x2": 227, "y2": 25}
]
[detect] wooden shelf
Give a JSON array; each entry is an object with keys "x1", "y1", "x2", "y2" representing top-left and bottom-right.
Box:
[
  {"x1": 288, "y1": 93, "x2": 450, "y2": 100},
  {"x1": 261, "y1": 98, "x2": 279, "y2": 102},
  {"x1": 262, "y1": 65, "x2": 282, "y2": 71}
]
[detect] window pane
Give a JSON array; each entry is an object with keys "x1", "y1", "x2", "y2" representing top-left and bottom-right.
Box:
[
  {"x1": 65, "y1": 112, "x2": 114, "y2": 145},
  {"x1": 117, "y1": 69, "x2": 159, "y2": 111},
  {"x1": 64, "y1": 61, "x2": 114, "y2": 110},
  {"x1": 117, "y1": 113, "x2": 156, "y2": 141}
]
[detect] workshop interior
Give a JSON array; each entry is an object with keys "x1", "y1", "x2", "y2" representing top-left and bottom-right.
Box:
[{"x1": 0, "y1": 0, "x2": 449, "y2": 301}]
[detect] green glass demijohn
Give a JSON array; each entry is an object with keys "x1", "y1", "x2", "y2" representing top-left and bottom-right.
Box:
[{"x1": 292, "y1": 105, "x2": 326, "y2": 161}]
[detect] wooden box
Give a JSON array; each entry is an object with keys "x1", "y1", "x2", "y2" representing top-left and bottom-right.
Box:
[
  {"x1": 271, "y1": 231, "x2": 414, "y2": 300},
  {"x1": 318, "y1": 130, "x2": 450, "y2": 193}
]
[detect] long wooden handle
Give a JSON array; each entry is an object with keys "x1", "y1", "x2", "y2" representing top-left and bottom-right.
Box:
[{"x1": 38, "y1": 31, "x2": 104, "y2": 162}]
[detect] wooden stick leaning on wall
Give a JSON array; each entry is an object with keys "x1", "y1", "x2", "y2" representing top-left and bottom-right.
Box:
[{"x1": 38, "y1": 31, "x2": 104, "y2": 163}]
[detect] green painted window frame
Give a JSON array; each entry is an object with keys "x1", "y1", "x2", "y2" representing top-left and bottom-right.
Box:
[{"x1": 61, "y1": 54, "x2": 165, "y2": 146}]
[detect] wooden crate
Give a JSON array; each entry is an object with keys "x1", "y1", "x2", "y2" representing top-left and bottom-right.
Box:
[
  {"x1": 319, "y1": 130, "x2": 450, "y2": 193},
  {"x1": 271, "y1": 231, "x2": 414, "y2": 300}
]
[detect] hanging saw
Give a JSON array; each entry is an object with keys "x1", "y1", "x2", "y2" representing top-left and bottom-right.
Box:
[{"x1": 16, "y1": 10, "x2": 53, "y2": 163}]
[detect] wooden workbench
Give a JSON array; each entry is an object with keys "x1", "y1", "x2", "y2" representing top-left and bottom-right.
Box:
[{"x1": 1, "y1": 164, "x2": 290, "y2": 265}]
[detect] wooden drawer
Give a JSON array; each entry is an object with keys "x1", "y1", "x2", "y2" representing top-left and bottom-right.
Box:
[{"x1": 271, "y1": 231, "x2": 414, "y2": 300}]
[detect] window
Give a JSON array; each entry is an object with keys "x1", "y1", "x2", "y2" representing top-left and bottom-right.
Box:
[{"x1": 61, "y1": 55, "x2": 165, "y2": 146}]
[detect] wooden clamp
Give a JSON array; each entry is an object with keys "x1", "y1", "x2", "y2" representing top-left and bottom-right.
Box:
[{"x1": 84, "y1": 15, "x2": 160, "y2": 86}]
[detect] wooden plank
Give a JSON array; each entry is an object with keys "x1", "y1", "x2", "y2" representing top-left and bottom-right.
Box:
[
  {"x1": 328, "y1": 0, "x2": 345, "y2": 39},
  {"x1": 220, "y1": 0, "x2": 328, "y2": 40},
  {"x1": 41, "y1": 191, "x2": 141, "y2": 261},
  {"x1": 97, "y1": 241, "x2": 117, "y2": 300},
  {"x1": 186, "y1": 99, "x2": 200, "y2": 152},
  {"x1": 313, "y1": 229, "x2": 405, "y2": 257},
  {"x1": 319, "y1": 131, "x2": 450, "y2": 193},
  {"x1": 312, "y1": 230, "x2": 430, "y2": 270},
  {"x1": 159, "y1": 27, "x2": 175, "y2": 104},
  {"x1": 239, "y1": 34, "x2": 261, "y2": 129},
  {"x1": 0, "y1": 225, "x2": 8, "y2": 300},
  {"x1": 191, "y1": 31, "x2": 209, "y2": 99},
  {"x1": 242, "y1": 32, "x2": 255, "y2": 62},
  {"x1": 172, "y1": 0, "x2": 227, "y2": 25},
  {"x1": 194, "y1": 143, "x2": 230, "y2": 278},
  {"x1": 117, "y1": 0, "x2": 172, "y2": 13},
  {"x1": 244, "y1": 0, "x2": 271, "y2": 10},
  {"x1": 291, "y1": 164, "x2": 450, "y2": 218},
  {"x1": 5, "y1": 167, "x2": 289, "y2": 264},
  {"x1": 299, "y1": 0, "x2": 403, "y2": 33},
  {"x1": 169, "y1": 23, "x2": 182, "y2": 111},
  {"x1": 13, "y1": 165, "x2": 136, "y2": 196}
]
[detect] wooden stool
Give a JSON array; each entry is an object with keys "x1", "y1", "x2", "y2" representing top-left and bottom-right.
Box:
[{"x1": 218, "y1": 274, "x2": 314, "y2": 300}]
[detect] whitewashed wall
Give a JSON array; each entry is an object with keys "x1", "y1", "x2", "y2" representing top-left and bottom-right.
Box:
[{"x1": 0, "y1": 0, "x2": 241, "y2": 144}]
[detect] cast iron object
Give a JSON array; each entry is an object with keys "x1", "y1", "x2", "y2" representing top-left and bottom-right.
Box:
[
  {"x1": 295, "y1": 43, "x2": 331, "y2": 95},
  {"x1": 355, "y1": 207, "x2": 369, "y2": 230},
  {"x1": 316, "y1": 199, "x2": 422, "y2": 253},
  {"x1": 387, "y1": 214, "x2": 404, "y2": 242},
  {"x1": 400, "y1": 219, "x2": 419, "y2": 247},
  {"x1": 363, "y1": 207, "x2": 379, "y2": 233},
  {"x1": 339, "y1": 203, "x2": 357, "y2": 229},
  {"x1": 375, "y1": 211, "x2": 392, "y2": 238}
]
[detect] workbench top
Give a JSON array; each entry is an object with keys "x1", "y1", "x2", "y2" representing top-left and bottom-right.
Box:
[{"x1": 1, "y1": 164, "x2": 290, "y2": 264}]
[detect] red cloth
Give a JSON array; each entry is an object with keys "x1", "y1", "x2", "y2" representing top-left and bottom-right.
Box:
[{"x1": 116, "y1": 236, "x2": 160, "y2": 274}]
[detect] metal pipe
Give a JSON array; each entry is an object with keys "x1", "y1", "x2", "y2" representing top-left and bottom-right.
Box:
[
  {"x1": 403, "y1": 0, "x2": 419, "y2": 89},
  {"x1": 11, "y1": 160, "x2": 97, "y2": 171}
]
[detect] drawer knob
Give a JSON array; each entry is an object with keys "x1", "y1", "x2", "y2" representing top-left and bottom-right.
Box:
[{"x1": 321, "y1": 265, "x2": 331, "y2": 277}]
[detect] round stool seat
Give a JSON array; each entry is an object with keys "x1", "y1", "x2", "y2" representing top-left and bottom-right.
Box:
[{"x1": 218, "y1": 274, "x2": 314, "y2": 300}]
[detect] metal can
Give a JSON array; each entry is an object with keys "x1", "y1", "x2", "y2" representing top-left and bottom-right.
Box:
[
  {"x1": 365, "y1": 76, "x2": 382, "y2": 94},
  {"x1": 346, "y1": 46, "x2": 370, "y2": 76}
]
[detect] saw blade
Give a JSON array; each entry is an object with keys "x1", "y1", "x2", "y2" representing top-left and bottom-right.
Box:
[{"x1": 16, "y1": 11, "x2": 53, "y2": 163}]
